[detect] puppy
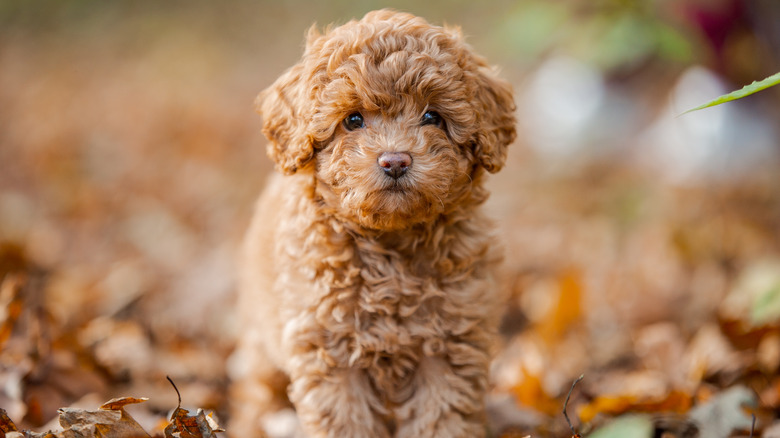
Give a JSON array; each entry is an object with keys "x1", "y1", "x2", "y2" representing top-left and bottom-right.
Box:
[{"x1": 231, "y1": 9, "x2": 516, "y2": 438}]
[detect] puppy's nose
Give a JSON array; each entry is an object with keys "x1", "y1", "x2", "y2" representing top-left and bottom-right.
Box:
[{"x1": 377, "y1": 152, "x2": 412, "y2": 179}]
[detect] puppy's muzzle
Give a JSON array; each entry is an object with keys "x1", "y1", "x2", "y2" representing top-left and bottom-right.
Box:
[{"x1": 378, "y1": 152, "x2": 412, "y2": 180}]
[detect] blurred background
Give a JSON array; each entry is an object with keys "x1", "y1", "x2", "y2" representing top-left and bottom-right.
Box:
[{"x1": 2, "y1": 0, "x2": 780, "y2": 436}]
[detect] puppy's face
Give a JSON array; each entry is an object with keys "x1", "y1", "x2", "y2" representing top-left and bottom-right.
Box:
[
  {"x1": 315, "y1": 103, "x2": 472, "y2": 231},
  {"x1": 259, "y1": 10, "x2": 516, "y2": 231}
]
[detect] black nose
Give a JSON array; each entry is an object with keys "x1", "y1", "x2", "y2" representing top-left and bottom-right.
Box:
[{"x1": 377, "y1": 152, "x2": 412, "y2": 179}]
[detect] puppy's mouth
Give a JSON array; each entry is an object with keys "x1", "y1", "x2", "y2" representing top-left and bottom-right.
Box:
[
  {"x1": 340, "y1": 179, "x2": 446, "y2": 231},
  {"x1": 381, "y1": 181, "x2": 407, "y2": 193}
]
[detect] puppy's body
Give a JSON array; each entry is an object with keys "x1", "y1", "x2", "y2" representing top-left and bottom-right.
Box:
[{"x1": 232, "y1": 10, "x2": 516, "y2": 438}]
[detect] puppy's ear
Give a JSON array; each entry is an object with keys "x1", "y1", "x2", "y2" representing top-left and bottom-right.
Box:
[
  {"x1": 472, "y1": 67, "x2": 516, "y2": 173},
  {"x1": 256, "y1": 62, "x2": 315, "y2": 175}
]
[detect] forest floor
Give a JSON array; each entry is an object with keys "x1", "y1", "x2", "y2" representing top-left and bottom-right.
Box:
[{"x1": 2, "y1": 3, "x2": 780, "y2": 437}]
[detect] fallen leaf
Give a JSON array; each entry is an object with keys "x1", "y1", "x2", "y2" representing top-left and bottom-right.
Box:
[
  {"x1": 757, "y1": 332, "x2": 780, "y2": 374},
  {"x1": 684, "y1": 323, "x2": 742, "y2": 384},
  {"x1": 164, "y1": 408, "x2": 223, "y2": 438},
  {"x1": 537, "y1": 269, "x2": 583, "y2": 345},
  {"x1": 56, "y1": 396, "x2": 151, "y2": 438},
  {"x1": 0, "y1": 408, "x2": 20, "y2": 433},
  {"x1": 578, "y1": 390, "x2": 691, "y2": 424},
  {"x1": 486, "y1": 393, "x2": 545, "y2": 436},
  {"x1": 511, "y1": 368, "x2": 561, "y2": 416},
  {"x1": 763, "y1": 420, "x2": 780, "y2": 438},
  {"x1": 497, "y1": 432, "x2": 531, "y2": 438},
  {"x1": 587, "y1": 414, "x2": 653, "y2": 438},
  {"x1": 163, "y1": 377, "x2": 223, "y2": 438},
  {"x1": 0, "y1": 272, "x2": 25, "y2": 350},
  {"x1": 688, "y1": 385, "x2": 756, "y2": 438},
  {"x1": 0, "y1": 394, "x2": 223, "y2": 438},
  {"x1": 720, "y1": 259, "x2": 780, "y2": 327}
]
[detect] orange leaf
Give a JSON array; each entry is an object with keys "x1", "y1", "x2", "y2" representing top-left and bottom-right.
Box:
[
  {"x1": 0, "y1": 408, "x2": 20, "y2": 434},
  {"x1": 164, "y1": 407, "x2": 224, "y2": 438},
  {"x1": 511, "y1": 369, "x2": 560, "y2": 416},
  {"x1": 537, "y1": 268, "x2": 583, "y2": 344},
  {"x1": 578, "y1": 390, "x2": 692, "y2": 423}
]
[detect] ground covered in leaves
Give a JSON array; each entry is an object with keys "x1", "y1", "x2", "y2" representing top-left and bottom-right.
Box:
[{"x1": 2, "y1": 1, "x2": 780, "y2": 437}]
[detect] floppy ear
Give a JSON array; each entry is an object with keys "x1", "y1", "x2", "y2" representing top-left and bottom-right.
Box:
[
  {"x1": 472, "y1": 67, "x2": 516, "y2": 173},
  {"x1": 256, "y1": 61, "x2": 315, "y2": 175}
]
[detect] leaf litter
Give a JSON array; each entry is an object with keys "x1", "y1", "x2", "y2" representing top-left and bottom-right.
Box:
[
  {"x1": 3, "y1": 4, "x2": 780, "y2": 438},
  {"x1": 0, "y1": 384, "x2": 223, "y2": 438}
]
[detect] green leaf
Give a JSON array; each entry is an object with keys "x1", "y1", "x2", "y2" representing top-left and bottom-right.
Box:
[
  {"x1": 751, "y1": 280, "x2": 780, "y2": 325},
  {"x1": 682, "y1": 71, "x2": 780, "y2": 114},
  {"x1": 722, "y1": 259, "x2": 780, "y2": 327},
  {"x1": 588, "y1": 415, "x2": 653, "y2": 438}
]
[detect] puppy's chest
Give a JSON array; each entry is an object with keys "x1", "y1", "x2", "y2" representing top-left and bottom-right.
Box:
[
  {"x1": 314, "y1": 246, "x2": 453, "y2": 358},
  {"x1": 283, "y1": 226, "x2": 489, "y2": 398},
  {"x1": 333, "y1": 255, "x2": 449, "y2": 398},
  {"x1": 348, "y1": 253, "x2": 445, "y2": 342},
  {"x1": 283, "y1": 220, "x2": 485, "y2": 375}
]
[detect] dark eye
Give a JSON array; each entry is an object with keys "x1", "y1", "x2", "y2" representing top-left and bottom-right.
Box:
[
  {"x1": 421, "y1": 110, "x2": 443, "y2": 128},
  {"x1": 344, "y1": 112, "x2": 365, "y2": 131}
]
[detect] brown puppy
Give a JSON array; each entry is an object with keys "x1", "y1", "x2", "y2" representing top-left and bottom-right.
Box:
[{"x1": 231, "y1": 9, "x2": 516, "y2": 438}]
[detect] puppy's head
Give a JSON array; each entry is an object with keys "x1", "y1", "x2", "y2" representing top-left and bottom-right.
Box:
[{"x1": 258, "y1": 9, "x2": 516, "y2": 230}]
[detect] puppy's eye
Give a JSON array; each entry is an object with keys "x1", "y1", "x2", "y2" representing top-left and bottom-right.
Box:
[
  {"x1": 421, "y1": 111, "x2": 443, "y2": 128},
  {"x1": 343, "y1": 113, "x2": 365, "y2": 131}
]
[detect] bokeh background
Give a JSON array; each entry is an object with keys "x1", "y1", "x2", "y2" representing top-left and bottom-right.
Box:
[{"x1": 2, "y1": 0, "x2": 780, "y2": 436}]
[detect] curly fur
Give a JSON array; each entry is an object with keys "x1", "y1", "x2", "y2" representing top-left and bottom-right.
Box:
[{"x1": 230, "y1": 9, "x2": 516, "y2": 438}]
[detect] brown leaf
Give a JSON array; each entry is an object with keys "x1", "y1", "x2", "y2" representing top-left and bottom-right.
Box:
[
  {"x1": 162, "y1": 378, "x2": 222, "y2": 438},
  {"x1": 97, "y1": 397, "x2": 150, "y2": 413},
  {"x1": 1, "y1": 397, "x2": 153, "y2": 438},
  {"x1": 1, "y1": 408, "x2": 20, "y2": 434},
  {"x1": 163, "y1": 408, "x2": 223, "y2": 438},
  {"x1": 0, "y1": 273, "x2": 25, "y2": 350},
  {"x1": 1, "y1": 394, "x2": 222, "y2": 438},
  {"x1": 58, "y1": 396, "x2": 151, "y2": 438},
  {"x1": 578, "y1": 390, "x2": 692, "y2": 424}
]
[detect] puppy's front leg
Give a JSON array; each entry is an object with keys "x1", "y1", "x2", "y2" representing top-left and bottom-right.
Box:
[
  {"x1": 395, "y1": 343, "x2": 490, "y2": 438},
  {"x1": 288, "y1": 358, "x2": 390, "y2": 438}
]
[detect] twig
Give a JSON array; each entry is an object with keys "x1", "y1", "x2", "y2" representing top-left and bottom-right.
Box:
[
  {"x1": 563, "y1": 374, "x2": 584, "y2": 438},
  {"x1": 167, "y1": 375, "x2": 182, "y2": 409},
  {"x1": 750, "y1": 413, "x2": 756, "y2": 438}
]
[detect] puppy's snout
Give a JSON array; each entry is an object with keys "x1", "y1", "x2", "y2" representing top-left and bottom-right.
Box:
[{"x1": 378, "y1": 152, "x2": 412, "y2": 179}]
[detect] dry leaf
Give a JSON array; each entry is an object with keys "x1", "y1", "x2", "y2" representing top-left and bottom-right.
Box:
[
  {"x1": 163, "y1": 407, "x2": 223, "y2": 438},
  {"x1": 0, "y1": 395, "x2": 224, "y2": 438},
  {"x1": 578, "y1": 390, "x2": 692, "y2": 424},
  {"x1": 163, "y1": 377, "x2": 223, "y2": 438},
  {"x1": 0, "y1": 394, "x2": 225, "y2": 438},
  {"x1": 511, "y1": 368, "x2": 561, "y2": 416},
  {"x1": 536, "y1": 269, "x2": 583, "y2": 345},
  {"x1": 763, "y1": 420, "x2": 780, "y2": 438},
  {"x1": 3, "y1": 5, "x2": 780, "y2": 438},
  {"x1": 1, "y1": 408, "x2": 20, "y2": 434},
  {"x1": 688, "y1": 385, "x2": 756, "y2": 438},
  {"x1": 58, "y1": 397, "x2": 151, "y2": 438}
]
